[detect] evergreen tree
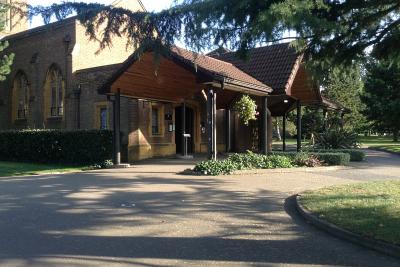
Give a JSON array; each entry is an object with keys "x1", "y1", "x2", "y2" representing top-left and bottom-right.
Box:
[
  {"x1": 0, "y1": 2, "x2": 14, "y2": 81},
  {"x1": 362, "y1": 60, "x2": 400, "y2": 141},
  {"x1": 322, "y1": 66, "x2": 367, "y2": 132},
  {"x1": 26, "y1": 0, "x2": 400, "y2": 70}
]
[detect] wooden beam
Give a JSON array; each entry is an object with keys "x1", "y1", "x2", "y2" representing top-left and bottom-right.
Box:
[
  {"x1": 283, "y1": 113, "x2": 287, "y2": 152},
  {"x1": 182, "y1": 102, "x2": 187, "y2": 156},
  {"x1": 297, "y1": 100, "x2": 302, "y2": 152},
  {"x1": 226, "y1": 109, "x2": 231, "y2": 153},
  {"x1": 262, "y1": 96, "x2": 268, "y2": 155},
  {"x1": 114, "y1": 89, "x2": 121, "y2": 165},
  {"x1": 207, "y1": 87, "x2": 217, "y2": 160}
]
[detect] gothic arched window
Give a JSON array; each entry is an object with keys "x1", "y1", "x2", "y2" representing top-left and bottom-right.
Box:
[{"x1": 12, "y1": 72, "x2": 29, "y2": 121}]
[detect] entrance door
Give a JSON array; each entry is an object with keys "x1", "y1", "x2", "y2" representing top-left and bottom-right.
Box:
[{"x1": 175, "y1": 106, "x2": 194, "y2": 154}]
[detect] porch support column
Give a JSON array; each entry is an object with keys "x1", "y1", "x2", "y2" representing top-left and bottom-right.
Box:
[
  {"x1": 114, "y1": 89, "x2": 121, "y2": 165},
  {"x1": 323, "y1": 109, "x2": 328, "y2": 131},
  {"x1": 282, "y1": 113, "x2": 287, "y2": 152},
  {"x1": 262, "y1": 96, "x2": 270, "y2": 155},
  {"x1": 181, "y1": 102, "x2": 187, "y2": 157},
  {"x1": 340, "y1": 111, "x2": 345, "y2": 130},
  {"x1": 225, "y1": 109, "x2": 231, "y2": 153},
  {"x1": 296, "y1": 100, "x2": 302, "y2": 152},
  {"x1": 207, "y1": 87, "x2": 217, "y2": 160}
]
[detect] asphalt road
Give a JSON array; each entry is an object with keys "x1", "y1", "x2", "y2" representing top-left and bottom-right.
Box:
[{"x1": 0, "y1": 149, "x2": 399, "y2": 266}]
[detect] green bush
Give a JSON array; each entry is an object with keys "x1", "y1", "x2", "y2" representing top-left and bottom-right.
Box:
[
  {"x1": 309, "y1": 149, "x2": 365, "y2": 162},
  {"x1": 193, "y1": 159, "x2": 238, "y2": 175},
  {"x1": 314, "y1": 130, "x2": 360, "y2": 149},
  {"x1": 263, "y1": 154, "x2": 294, "y2": 169},
  {"x1": 312, "y1": 152, "x2": 350, "y2": 166},
  {"x1": 228, "y1": 151, "x2": 265, "y2": 169},
  {"x1": 194, "y1": 151, "x2": 295, "y2": 176},
  {"x1": 0, "y1": 130, "x2": 113, "y2": 165},
  {"x1": 194, "y1": 151, "x2": 351, "y2": 176},
  {"x1": 273, "y1": 151, "x2": 350, "y2": 166}
]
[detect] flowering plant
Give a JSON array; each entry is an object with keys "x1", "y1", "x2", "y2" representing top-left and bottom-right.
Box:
[{"x1": 233, "y1": 95, "x2": 257, "y2": 125}]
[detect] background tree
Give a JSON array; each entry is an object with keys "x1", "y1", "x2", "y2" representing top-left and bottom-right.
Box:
[
  {"x1": 26, "y1": 0, "x2": 400, "y2": 71},
  {"x1": 362, "y1": 59, "x2": 400, "y2": 141},
  {"x1": 0, "y1": 2, "x2": 14, "y2": 81},
  {"x1": 322, "y1": 66, "x2": 367, "y2": 132}
]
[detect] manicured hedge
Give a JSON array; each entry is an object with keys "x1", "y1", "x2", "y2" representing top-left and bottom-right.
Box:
[
  {"x1": 273, "y1": 151, "x2": 351, "y2": 166},
  {"x1": 308, "y1": 149, "x2": 365, "y2": 162},
  {"x1": 314, "y1": 152, "x2": 350, "y2": 166},
  {"x1": 0, "y1": 130, "x2": 113, "y2": 165},
  {"x1": 194, "y1": 152, "x2": 294, "y2": 176},
  {"x1": 193, "y1": 151, "x2": 350, "y2": 176}
]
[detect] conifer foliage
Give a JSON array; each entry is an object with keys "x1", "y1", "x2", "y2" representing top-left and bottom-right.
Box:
[{"x1": 26, "y1": 0, "x2": 400, "y2": 68}]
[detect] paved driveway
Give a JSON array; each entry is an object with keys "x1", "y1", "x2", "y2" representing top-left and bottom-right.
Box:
[{"x1": 0, "y1": 150, "x2": 399, "y2": 266}]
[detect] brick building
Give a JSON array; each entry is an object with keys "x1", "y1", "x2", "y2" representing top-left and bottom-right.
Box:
[{"x1": 0, "y1": 0, "x2": 345, "y2": 163}]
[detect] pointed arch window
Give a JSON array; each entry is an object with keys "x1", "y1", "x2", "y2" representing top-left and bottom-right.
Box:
[
  {"x1": 49, "y1": 67, "x2": 64, "y2": 117},
  {"x1": 12, "y1": 72, "x2": 29, "y2": 121}
]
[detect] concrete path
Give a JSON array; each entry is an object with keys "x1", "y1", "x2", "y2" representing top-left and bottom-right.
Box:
[{"x1": 0, "y1": 149, "x2": 399, "y2": 266}]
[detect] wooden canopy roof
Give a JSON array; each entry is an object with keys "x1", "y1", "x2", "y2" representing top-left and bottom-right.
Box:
[
  {"x1": 98, "y1": 45, "x2": 272, "y2": 103},
  {"x1": 210, "y1": 43, "x2": 349, "y2": 114}
]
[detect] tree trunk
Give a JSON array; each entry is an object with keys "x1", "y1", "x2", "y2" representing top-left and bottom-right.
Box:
[
  {"x1": 394, "y1": 129, "x2": 399, "y2": 142},
  {"x1": 275, "y1": 118, "x2": 281, "y2": 141}
]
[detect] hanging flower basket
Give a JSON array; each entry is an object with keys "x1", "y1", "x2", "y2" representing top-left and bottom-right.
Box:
[{"x1": 233, "y1": 95, "x2": 258, "y2": 125}]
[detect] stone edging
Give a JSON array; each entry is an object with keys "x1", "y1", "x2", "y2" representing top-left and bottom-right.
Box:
[{"x1": 295, "y1": 194, "x2": 400, "y2": 259}]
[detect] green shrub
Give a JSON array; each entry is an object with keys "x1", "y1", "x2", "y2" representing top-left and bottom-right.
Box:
[
  {"x1": 313, "y1": 152, "x2": 350, "y2": 166},
  {"x1": 193, "y1": 159, "x2": 238, "y2": 175},
  {"x1": 0, "y1": 130, "x2": 113, "y2": 165},
  {"x1": 263, "y1": 155, "x2": 293, "y2": 169},
  {"x1": 308, "y1": 149, "x2": 365, "y2": 162},
  {"x1": 194, "y1": 152, "x2": 294, "y2": 176},
  {"x1": 273, "y1": 151, "x2": 350, "y2": 166},
  {"x1": 292, "y1": 152, "x2": 323, "y2": 167},
  {"x1": 228, "y1": 151, "x2": 265, "y2": 169},
  {"x1": 314, "y1": 130, "x2": 360, "y2": 149}
]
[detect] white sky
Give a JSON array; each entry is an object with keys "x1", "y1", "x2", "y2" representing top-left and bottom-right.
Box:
[{"x1": 28, "y1": 0, "x2": 176, "y2": 28}]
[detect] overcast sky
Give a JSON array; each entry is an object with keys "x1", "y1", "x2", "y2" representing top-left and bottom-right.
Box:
[{"x1": 28, "y1": 0, "x2": 176, "y2": 28}]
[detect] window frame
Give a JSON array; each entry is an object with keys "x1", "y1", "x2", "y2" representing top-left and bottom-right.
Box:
[
  {"x1": 48, "y1": 67, "x2": 64, "y2": 118},
  {"x1": 149, "y1": 103, "x2": 164, "y2": 137},
  {"x1": 12, "y1": 72, "x2": 29, "y2": 122},
  {"x1": 95, "y1": 102, "x2": 109, "y2": 130}
]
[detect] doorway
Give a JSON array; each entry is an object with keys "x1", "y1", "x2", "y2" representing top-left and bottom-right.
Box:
[{"x1": 175, "y1": 106, "x2": 195, "y2": 154}]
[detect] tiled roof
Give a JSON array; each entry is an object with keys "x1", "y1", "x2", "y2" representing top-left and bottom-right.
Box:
[
  {"x1": 321, "y1": 96, "x2": 350, "y2": 112},
  {"x1": 209, "y1": 43, "x2": 300, "y2": 94},
  {"x1": 170, "y1": 46, "x2": 271, "y2": 92}
]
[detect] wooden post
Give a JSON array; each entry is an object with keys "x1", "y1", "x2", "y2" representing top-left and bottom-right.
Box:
[
  {"x1": 340, "y1": 111, "x2": 345, "y2": 130},
  {"x1": 114, "y1": 89, "x2": 121, "y2": 165},
  {"x1": 262, "y1": 96, "x2": 268, "y2": 155},
  {"x1": 283, "y1": 113, "x2": 287, "y2": 152},
  {"x1": 226, "y1": 109, "x2": 231, "y2": 153},
  {"x1": 182, "y1": 102, "x2": 188, "y2": 156},
  {"x1": 323, "y1": 109, "x2": 328, "y2": 131},
  {"x1": 296, "y1": 100, "x2": 302, "y2": 152},
  {"x1": 207, "y1": 88, "x2": 217, "y2": 160}
]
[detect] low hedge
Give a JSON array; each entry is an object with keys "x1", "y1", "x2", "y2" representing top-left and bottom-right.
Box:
[
  {"x1": 0, "y1": 129, "x2": 113, "y2": 165},
  {"x1": 313, "y1": 152, "x2": 350, "y2": 166},
  {"x1": 193, "y1": 152, "x2": 294, "y2": 175},
  {"x1": 194, "y1": 151, "x2": 350, "y2": 176},
  {"x1": 274, "y1": 151, "x2": 350, "y2": 166},
  {"x1": 308, "y1": 149, "x2": 365, "y2": 162}
]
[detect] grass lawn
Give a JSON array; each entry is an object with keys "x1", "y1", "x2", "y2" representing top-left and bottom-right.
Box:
[
  {"x1": 359, "y1": 135, "x2": 400, "y2": 147},
  {"x1": 301, "y1": 180, "x2": 400, "y2": 246},
  {"x1": 0, "y1": 161, "x2": 88, "y2": 177},
  {"x1": 372, "y1": 145, "x2": 400, "y2": 155}
]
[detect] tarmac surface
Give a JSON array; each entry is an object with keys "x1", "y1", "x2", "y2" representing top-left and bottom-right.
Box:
[{"x1": 0, "y1": 149, "x2": 399, "y2": 266}]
